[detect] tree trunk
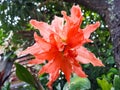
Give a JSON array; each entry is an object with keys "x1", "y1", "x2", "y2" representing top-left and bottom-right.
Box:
[{"x1": 64, "y1": 0, "x2": 120, "y2": 69}]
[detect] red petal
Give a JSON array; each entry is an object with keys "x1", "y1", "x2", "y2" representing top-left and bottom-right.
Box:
[
  {"x1": 30, "y1": 20, "x2": 52, "y2": 41},
  {"x1": 51, "y1": 16, "x2": 66, "y2": 38},
  {"x1": 66, "y1": 26, "x2": 84, "y2": 48},
  {"x1": 34, "y1": 32, "x2": 51, "y2": 51},
  {"x1": 21, "y1": 43, "x2": 42, "y2": 55},
  {"x1": 60, "y1": 58, "x2": 72, "y2": 82},
  {"x1": 47, "y1": 70, "x2": 59, "y2": 89},
  {"x1": 21, "y1": 33, "x2": 51, "y2": 55},
  {"x1": 76, "y1": 46, "x2": 104, "y2": 66},
  {"x1": 34, "y1": 50, "x2": 56, "y2": 61},
  {"x1": 38, "y1": 60, "x2": 57, "y2": 74},
  {"x1": 71, "y1": 5, "x2": 83, "y2": 25},
  {"x1": 38, "y1": 60, "x2": 60, "y2": 89},
  {"x1": 83, "y1": 22, "x2": 100, "y2": 39},
  {"x1": 73, "y1": 64, "x2": 87, "y2": 77}
]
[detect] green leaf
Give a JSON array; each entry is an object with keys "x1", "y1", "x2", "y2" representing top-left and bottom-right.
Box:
[
  {"x1": 15, "y1": 63, "x2": 35, "y2": 88},
  {"x1": 113, "y1": 75, "x2": 120, "y2": 90},
  {"x1": 97, "y1": 78, "x2": 112, "y2": 90},
  {"x1": 1, "y1": 82, "x2": 10, "y2": 90},
  {"x1": 106, "y1": 56, "x2": 114, "y2": 64},
  {"x1": 63, "y1": 76, "x2": 91, "y2": 90}
]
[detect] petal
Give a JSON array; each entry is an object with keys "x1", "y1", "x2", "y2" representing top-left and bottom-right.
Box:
[
  {"x1": 47, "y1": 69, "x2": 59, "y2": 89},
  {"x1": 76, "y1": 46, "x2": 104, "y2": 66},
  {"x1": 60, "y1": 58, "x2": 72, "y2": 82},
  {"x1": 49, "y1": 34, "x2": 65, "y2": 52},
  {"x1": 21, "y1": 33, "x2": 51, "y2": 55},
  {"x1": 21, "y1": 43, "x2": 42, "y2": 55},
  {"x1": 38, "y1": 60, "x2": 59, "y2": 75},
  {"x1": 38, "y1": 60, "x2": 60, "y2": 88},
  {"x1": 34, "y1": 50, "x2": 56, "y2": 61},
  {"x1": 73, "y1": 64, "x2": 87, "y2": 77},
  {"x1": 61, "y1": 11, "x2": 71, "y2": 23},
  {"x1": 69, "y1": 58, "x2": 87, "y2": 77},
  {"x1": 71, "y1": 5, "x2": 83, "y2": 25},
  {"x1": 83, "y1": 22, "x2": 100, "y2": 39},
  {"x1": 34, "y1": 32, "x2": 51, "y2": 51},
  {"x1": 51, "y1": 16, "x2": 65, "y2": 38},
  {"x1": 62, "y1": 10, "x2": 84, "y2": 48},
  {"x1": 66, "y1": 26, "x2": 84, "y2": 48},
  {"x1": 29, "y1": 58, "x2": 44, "y2": 64},
  {"x1": 30, "y1": 20, "x2": 52, "y2": 41}
]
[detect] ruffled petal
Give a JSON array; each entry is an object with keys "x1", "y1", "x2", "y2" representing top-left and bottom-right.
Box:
[
  {"x1": 47, "y1": 69, "x2": 59, "y2": 89},
  {"x1": 61, "y1": 11, "x2": 72, "y2": 25},
  {"x1": 38, "y1": 60, "x2": 58, "y2": 75},
  {"x1": 62, "y1": 6, "x2": 85, "y2": 48},
  {"x1": 34, "y1": 32, "x2": 51, "y2": 51},
  {"x1": 21, "y1": 43, "x2": 42, "y2": 55},
  {"x1": 30, "y1": 20, "x2": 53, "y2": 41},
  {"x1": 60, "y1": 58, "x2": 72, "y2": 82},
  {"x1": 73, "y1": 64, "x2": 87, "y2": 77},
  {"x1": 76, "y1": 46, "x2": 104, "y2": 66},
  {"x1": 34, "y1": 50, "x2": 56, "y2": 61},
  {"x1": 83, "y1": 22, "x2": 100, "y2": 39},
  {"x1": 21, "y1": 33, "x2": 51, "y2": 55},
  {"x1": 51, "y1": 16, "x2": 66, "y2": 38},
  {"x1": 38, "y1": 60, "x2": 60, "y2": 88},
  {"x1": 70, "y1": 5, "x2": 83, "y2": 25},
  {"x1": 66, "y1": 26, "x2": 84, "y2": 48}
]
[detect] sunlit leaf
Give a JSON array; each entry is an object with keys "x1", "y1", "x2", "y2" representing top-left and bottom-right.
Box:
[{"x1": 97, "y1": 78, "x2": 112, "y2": 90}]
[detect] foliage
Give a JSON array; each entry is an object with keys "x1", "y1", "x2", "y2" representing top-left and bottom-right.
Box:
[
  {"x1": 0, "y1": 0, "x2": 117, "y2": 90},
  {"x1": 63, "y1": 75, "x2": 91, "y2": 90},
  {"x1": 15, "y1": 63, "x2": 36, "y2": 88},
  {"x1": 113, "y1": 75, "x2": 120, "y2": 90},
  {"x1": 97, "y1": 78, "x2": 112, "y2": 90},
  {"x1": 1, "y1": 82, "x2": 10, "y2": 90},
  {"x1": 96, "y1": 67, "x2": 120, "y2": 90}
]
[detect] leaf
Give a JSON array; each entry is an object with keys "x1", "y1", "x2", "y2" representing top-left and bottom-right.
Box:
[
  {"x1": 106, "y1": 56, "x2": 114, "y2": 64},
  {"x1": 63, "y1": 76, "x2": 91, "y2": 90},
  {"x1": 113, "y1": 75, "x2": 120, "y2": 90},
  {"x1": 1, "y1": 82, "x2": 10, "y2": 90},
  {"x1": 97, "y1": 78, "x2": 112, "y2": 90},
  {"x1": 15, "y1": 63, "x2": 36, "y2": 87}
]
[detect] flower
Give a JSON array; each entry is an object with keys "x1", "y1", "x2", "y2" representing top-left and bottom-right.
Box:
[{"x1": 21, "y1": 5, "x2": 104, "y2": 89}]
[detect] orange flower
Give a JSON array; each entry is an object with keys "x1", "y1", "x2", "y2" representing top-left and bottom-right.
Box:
[{"x1": 22, "y1": 5, "x2": 104, "y2": 89}]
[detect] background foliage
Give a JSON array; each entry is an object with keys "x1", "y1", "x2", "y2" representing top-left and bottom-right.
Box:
[{"x1": 0, "y1": 0, "x2": 119, "y2": 90}]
